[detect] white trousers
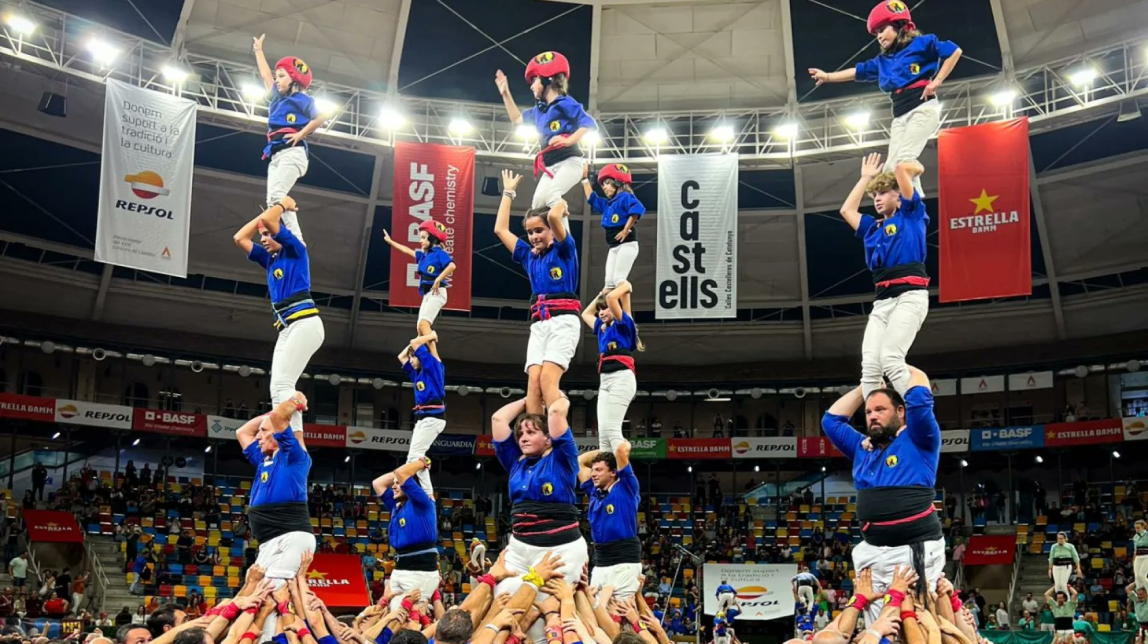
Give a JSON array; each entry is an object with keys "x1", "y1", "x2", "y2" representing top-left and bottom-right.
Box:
[
  {"x1": 851, "y1": 536, "x2": 945, "y2": 623},
  {"x1": 271, "y1": 316, "x2": 325, "y2": 432},
  {"x1": 884, "y1": 100, "x2": 940, "y2": 198},
  {"x1": 388, "y1": 569, "x2": 441, "y2": 611},
  {"x1": 255, "y1": 531, "x2": 317, "y2": 580},
  {"x1": 1052, "y1": 564, "x2": 1073, "y2": 593},
  {"x1": 797, "y1": 585, "x2": 815, "y2": 610},
  {"x1": 1136, "y1": 555, "x2": 1148, "y2": 590},
  {"x1": 860, "y1": 289, "x2": 929, "y2": 398},
  {"x1": 408, "y1": 416, "x2": 446, "y2": 498},
  {"x1": 604, "y1": 242, "x2": 639, "y2": 290},
  {"x1": 496, "y1": 536, "x2": 589, "y2": 644},
  {"x1": 525, "y1": 315, "x2": 581, "y2": 372},
  {"x1": 590, "y1": 562, "x2": 642, "y2": 602},
  {"x1": 418, "y1": 290, "x2": 448, "y2": 324},
  {"x1": 597, "y1": 370, "x2": 636, "y2": 452},
  {"x1": 267, "y1": 146, "x2": 309, "y2": 242},
  {"x1": 532, "y1": 156, "x2": 583, "y2": 235},
  {"x1": 717, "y1": 591, "x2": 736, "y2": 614}
]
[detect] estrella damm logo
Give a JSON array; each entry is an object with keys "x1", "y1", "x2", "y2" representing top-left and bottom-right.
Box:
[
  {"x1": 260, "y1": 472, "x2": 269, "y2": 483},
  {"x1": 426, "y1": 265, "x2": 436, "y2": 274},
  {"x1": 416, "y1": 382, "x2": 425, "y2": 392},
  {"x1": 886, "y1": 1, "x2": 908, "y2": 13},
  {"x1": 294, "y1": 58, "x2": 309, "y2": 74},
  {"x1": 606, "y1": 504, "x2": 615, "y2": 515},
  {"x1": 542, "y1": 483, "x2": 554, "y2": 496},
  {"x1": 909, "y1": 63, "x2": 920, "y2": 75},
  {"x1": 399, "y1": 518, "x2": 406, "y2": 527},
  {"x1": 607, "y1": 342, "x2": 618, "y2": 351},
  {"x1": 550, "y1": 266, "x2": 563, "y2": 280},
  {"x1": 286, "y1": 113, "x2": 297, "y2": 124},
  {"x1": 274, "y1": 268, "x2": 284, "y2": 280},
  {"x1": 536, "y1": 52, "x2": 555, "y2": 64},
  {"x1": 549, "y1": 120, "x2": 561, "y2": 132},
  {"x1": 610, "y1": 214, "x2": 619, "y2": 224},
  {"x1": 615, "y1": 163, "x2": 629, "y2": 174},
  {"x1": 885, "y1": 454, "x2": 899, "y2": 468},
  {"x1": 884, "y1": 223, "x2": 897, "y2": 236}
]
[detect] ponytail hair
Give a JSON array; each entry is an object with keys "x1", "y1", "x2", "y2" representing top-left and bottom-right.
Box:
[
  {"x1": 549, "y1": 73, "x2": 569, "y2": 96},
  {"x1": 887, "y1": 22, "x2": 922, "y2": 53}
]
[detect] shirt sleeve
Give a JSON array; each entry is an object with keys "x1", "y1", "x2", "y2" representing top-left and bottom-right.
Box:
[
  {"x1": 855, "y1": 215, "x2": 875, "y2": 239},
  {"x1": 494, "y1": 436, "x2": 522, "y2": 473},
  {"x1": 400, "y1": 476, "x2": 433, "y2": 510},
  {"x1": 512, "y1": 238, "x2": 531, "y2": 266},
  {"x1": 904, "y1": 386, "x2": 941, "y2": 453},
  {"x1": 565, "y1": 100, "x2": 597, "y2": 130},
  {"x1": 242, "y1": 440, "x2": 263, "y2": 467},
  {"x1": 900, "y1": 190, "x2": 926, "y2": 221},
  {"x1": 401, "y1": 361, "x2": 414, "y2": 381},
  {"x1": 579, "y1": 479, "x2": 595, "y2": 498},
  {"x1": 379, "y1": 488, "x2": 396, "y2": 512},
  {"x1": 593, "y1": 318, "x2": 602, "y2": 336},
  {"x1": 418, "y1": 346, "x2": 444, "y2": 384},
  {"x1": 274, "y1": 225, "x2": 306, "y2": 256},
  {"x1": 820, "y1": 414, "x2": 862, "y2": 460},
  {"x1": 616, "y1": 464, "x2": 640, "y2": 497},
  {"x1": 550, "y1": 430, "x2": 580, "y2": 475},
  {"x1": 556, "y1": 231, "x2": 577, "y2": 260},
  {"x1": 275, "y1": 426, "x2": 309, "y2": 465},
  {"x1": 622, "y1": 194, "x2": 647, "y2": 218},
  {"x1": 415, "y1": 250, "x2": 425, "y2": 263},
  {"x1": 855, "y1": 58, "x2": 879, "y2": 82},
  {"x1": 934, "y1": 35, "x2": 960, "y2": 58},
  {"x1": 247, "y1": 245, "x2": 271, "y2": 270},
  {"x1": 305, "y1": 96, "x2": 320, "y2": 121}
]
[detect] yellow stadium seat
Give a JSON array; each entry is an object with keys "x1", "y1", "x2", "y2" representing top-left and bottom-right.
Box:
[
  {"x1": 199, "y1": 576, "x2": 212, "y2": 586},
  {"x1": 670, "y1": 598, "x2": 681, "y2": 608},
  {"x1": 1116, "y1": 547, "x2": 1128, "y2": 558},
  {"x1": 462, "y1": 583, "x2": 472, "y2": 593},
  {"x1": 204, "y1": 587, "x2": 217, "y2": 598},
  {"x1": 239, "y1": 480, "x2": 252, "y2": 490},
  {"x1": 1091, "y1": 559, "x2": 1103, "y2": 569},
  {"x1": 1099, "y1": 624, "x2": 1111, "y2": 633},
  {"x1": 227, "y1": 577, "x2": 240, "y2": 588},
  {"x1": 213, "y1": 565, "x2": 226, "y2": 576},
  {"x1": 683, "y1": 569, "x2": 694, "y2": 579},
  {"x1": 174, "y1": 585, "x2": 188, "y2": 597},
  {"x1": 1036, "y1": 515, "x2": 1048, "y2": 526}
]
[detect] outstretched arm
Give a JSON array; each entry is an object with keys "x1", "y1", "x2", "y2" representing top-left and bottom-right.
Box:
[
  {"x1": 494, "y1": 170, "x2": 523, "y2": 253},
  {"x1": 549, "y1": 199, "x2": 570, "y2": 243},
  {"x1": 492, "y1": 398, "x2": 527, "y2": 442},
  {"x1": 494, "y1": 70, "x2": 524, "y2": 125},
  {"x1": 840, "y1": 153, "x2": 882, "y2": 231},
  {"x1": 808, "y1": 67, "x2": 857, "y2": 85},
  {"x1": 258, "y1": 197, "x2": 298, "y2": 236},
  {"x1": 252, "y1": 35, "x2": 273, "y2": 91},
  {"x1": 382, "y1": 229, "x2": 418, "y2": 259}
]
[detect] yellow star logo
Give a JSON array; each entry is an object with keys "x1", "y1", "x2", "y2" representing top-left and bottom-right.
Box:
[
  {"x1": 970, "y1": 189, "x2": 999, "y2": 215},
  {"x1": 306, "y1": 570, "x2": 327, "y2": 579}
]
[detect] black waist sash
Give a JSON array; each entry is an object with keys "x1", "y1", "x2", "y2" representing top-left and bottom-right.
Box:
[
  {"x1": 394, "y1": 543, "x2": 439, "y2": 572},
  {"x1": 249, "y1": 502, "x2": 312, "y2": 542},
  {"x1": 872, "y1": 263, "x2": 929, "y2": 300},
  {"x1": 511, "y1": 502, "x2": 581, "y2": 547},
  {"x1": 857, "y1": 486, "x2": 942, "y2": 598},
  {"x1": 594, "y1": 537, "x2": 642, "y2": 567}
]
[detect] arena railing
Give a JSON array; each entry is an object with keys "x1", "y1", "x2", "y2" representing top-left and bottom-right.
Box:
[{"x1": 0, "y1": 0, "x2": 1146, "y2": 167}]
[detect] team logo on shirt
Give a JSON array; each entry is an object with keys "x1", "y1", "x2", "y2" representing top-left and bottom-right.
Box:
[
  {"x1": 274, "y1": 268, "x2": 284, "y2": 279},
  {"x1": 536, "y1": 52, "x2": 556, "y2": 64},
  {"x1": 542, "y1": 483, "x2": 554, "y2": 496},
  {"x1": 416, "y1": 382, "x2": 426, "y2": 392},
  {"x1": 885, "y1": 455, "x2": 899, "y2": 467},
  {"x1": 549, "y1": 120, "x2": 561, "y2": 132},
  {"x1": 909, "y1": 63, "x2": 921, "y2": 75},
  {"x1": 607, "y1": 342, "x2": 617, "y2": 351},
  {"x1": 884, "y1": 223, "x2": 897, "y2": 236},
  {"x1": 550, "y1": 267, "x2": 563, "y2": 280},
  {"x1": 260, "y1": 472, "x2": 269, "y2": 483},
  {"x1": 399, "y1": 518, "x2": 406, "y2": 527},
  {"x1": 606, "y1": 504, "x2": 615, "y2": 515},
  {"x1": 426, "y1": 266, "x2": 436, "y2": 274},
  {"x1": 610, "y1": 214, "x2": 619, "y2": 224},
  {"x1": 286, "y1": 113, "x2": 297, "y2": 124},
  {"x1": 886, "y1": 0, "x2": 908, "y2": 13}
]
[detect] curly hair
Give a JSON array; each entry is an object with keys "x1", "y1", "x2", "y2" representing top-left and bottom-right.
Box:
[{"x1": 865, "y1": 171, "x2": 898, "y2": 196}]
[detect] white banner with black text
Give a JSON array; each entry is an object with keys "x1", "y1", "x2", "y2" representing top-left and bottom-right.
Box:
[
  {"x1": 656, "y1": 155, "x2": 738, "y2": 319},
  {"x1": 96, "y1": 79, "x2": 196, "y2": 277},
  {"x1": 703, "y1": 563, "x2": 797, "y2": 620}
]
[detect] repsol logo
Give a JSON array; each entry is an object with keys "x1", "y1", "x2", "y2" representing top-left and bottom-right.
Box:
[{"x1": 115, "y1": 200, "x2": 174, "y2": 219}]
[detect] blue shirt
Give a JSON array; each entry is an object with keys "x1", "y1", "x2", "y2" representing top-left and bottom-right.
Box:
[
  {"x1": 588, "y1": 192, "x2": 645, "y2": 245},
  {"x1": 580, "y1": 464, "x2": 640, "y2": 543},
  {"x1": 855, "y1": 191, "x2": 929, "y2": 271},
  {"x1": 855, "y1": 34, "x2": 960, "y2": 94},
  {"x1": 513, "y1": 234, "x2": 578, "y2": 296},
  {"x1": 247, "y1": 226, "x2": 317, "y2": 326},
  {"x1": 793, "y1": 571, "x2": 819, "y2": 586},
  {"x1": 381, "y1": 477, "x2": 438, "y2": 550},
  {"x1": 820, "y1": 386, "x2": 941, "y2": 489},
  {"x1": 402, "y1": 345, "x2": 445, "y2": 414},
  {"x1": 495, "y1": 430, "x2": 579, "y2": 506},
  {"x1": 716, "y1": 583, "x2": 735, "y2": 597},
  {"x1": 243, "y1": 428, "x2": 311, "y2": 505},
  {"x1": 415, "y1": 247, "x2": 453, "y2": 296},
  {"x1": 523, "y1": 96, "x2": 596, "y2": 147},
  {"x1": 595, "y1": 313, "x2": 638, "y2": 355},
  {"x1": 265, "y1": 86, "x2": 318, "y2": 159}
]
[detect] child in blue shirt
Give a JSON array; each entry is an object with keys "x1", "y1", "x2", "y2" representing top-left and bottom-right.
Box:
[
  {"x1": 382, "y1": 220, "x2": 457, "y2": 335},
  {"x1": 581, "y1": 163, "x2": 646, "y2": 291}
]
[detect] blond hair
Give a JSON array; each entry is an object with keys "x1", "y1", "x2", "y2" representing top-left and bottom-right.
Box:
[{"x1": 865, "y1": 172, "x2": 898, "y2": 196}]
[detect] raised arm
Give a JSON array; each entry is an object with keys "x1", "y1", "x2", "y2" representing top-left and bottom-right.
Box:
[
  {"x1": 577, "y1": 449, "x2": 600, "y2": 485},
  {"x1": 392, "y1": 457, "x2": 430, "y2": 487},
  {"x1": 549, "y1": 199, "x2": 569, "y2": 243},
  {"x1": 493, "y1": 70, "x2": 524, "y2": 125},
  {"x1": 615, "y1": 440, "x2": 631, "y2": 471},
  {"x1": 410, "y1": 331, "x2": 438, "y2": 352},
  {"x1": 492, "y1": 398, "x2": 527, "y2": 442},
  {"x1": 494, "y1": 170, "x2": 523, "y2": 253},
  {"x1": 822, "y1": 387, "x2": 864, "y2": 458},
  {"x1": 605, "y1": 281, "x2": 631, "y2": 321},
  {"x1": 252, "y1": 35, "x2": 273, "y2": 91},
  {"x1": 548, "y1": 397, "x2": 571, "y2": 440},
  {"x1": 894, "y1": 160, "x2": 924, "y2": 200},
  {"x1": 581, "y1": 163, "x2": 593, "y2": 199},
  {"x1": 258, "y1": 196, "x2": 297, "y2": 235},
  {"x1": 232, "y1": 215, "x2": 260, "y2": 254},
  {"x1": 840, "y1": 153, "x2": 883, "y2": 231},
  {"x1": 581, "y1": 294, "x2": 603, "y2": 331},
  {"x1": 808, "y1": 67, "x2": 857, "y2": 85},
  {"x1": 382, "y1": 229, "x2": 418, "y2": 259},
  {"x1": 372, "y1": 471, "x2": 396, "y2": 497}
]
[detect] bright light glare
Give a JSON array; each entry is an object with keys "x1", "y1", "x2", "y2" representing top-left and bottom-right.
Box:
[
  {"x1": 710, "y1": 124, "x2": 735, "y2": 142},
  {"x1": 448, "y1": 118, "x2": 472, "y2": 135},
  {"x1": 162, "y1": 66, "x2": 189, "y2": 84},
  {"x1": 773, "y1": 122, "x2": 799, "y2": 139},
  {"x1": 242, "y1": 83, "x2": 265, "y2": 100},
  {"x1": 378, "y1": 106, "x2": 406, "y2": 130},
  {"x1": 314, "y1": 98, "x2": 339, "y2": 116},
  {"x1": 7, "y1": 15, "x2": 36, "y2": 35},
  {"x1": 583, "y1": 131, "x2": 601, "y2": 146},
  {"x1": 643, "y1": 127, "x2": 668, "y2": 144},
  {"x1": 1069, "y1": 67, "x2": 1098, "y2": 86},
  {"x1": 88, "y1": 39, "x2": 119, "y2": 65},
  {"x1": 843, "y1": 111, "x2": 870, "y2": 129},
  {"x1": 132, "y1": 438, "x2": 141, "y2": 446},
  {"x1": 515, "y1": 124, "x2": 537, "y2": 140},
  {"x1": 989, "y1": 89, "x2": 1017, "y2": 107},
  {"x1": 204, "y1": 446, "x2": 212, "y2": 454},
  {"x1": 51, "y1": 432, "x2": 61, "y2": 440},
  {"x1": 1113, "y1": 450, "x2": 1121, "y2": 459}
]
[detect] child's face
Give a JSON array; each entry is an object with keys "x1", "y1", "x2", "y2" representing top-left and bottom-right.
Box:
[
  {"x1": 530, "y1": 76, "x2": 544, "y2": 100},
  {"x1": 875, "y1": 24, "x2": 898, "y2": 51},
  {"x1": 602, "y1": 180, "x2": 617, "y2": 198},
  {"x1": 870, "y1": 189, "x2": 900, "y2": 217},
  {"x1": 274, "y1": 68, "x2": 293, "y2": 94}
]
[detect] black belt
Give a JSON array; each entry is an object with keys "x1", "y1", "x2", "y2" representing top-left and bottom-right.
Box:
[
  {"x1": 1054, "y1": 617, "x2": 1074, "y2": 630},
  {"x1": 541, "y1": 146, "x2": 581, "y2": 168},
  {"x1": 249, "y1": 503, "x2": 312, "y2": 542},
  {"x1": 594, "y1": 537, "x2": 641, "y2": 567},
  {"x1": 272, "y1": 291, "x2": 319, "y2": 330},
  {"x1": 891, "y1": 91, "x2": 936, "y2": 119},
  {"x1": 603, "y1": 226, "x2": 636, "y2": 248},
  {"x1": 872, "y1": 263, "x2": 930, "y2": 300},
  {"x1": 1052, "y1": 557, "x2": 1075, "y2": 566},
  {"x1": 394, "y1": 544, "x2": 439, "y2": 572},
  {"x1": 511, "y1": 502, "x2": 581, "y2": 548},
  {"x1": 1136, "y1": 547, "x2": 1148, "y2": 556}
]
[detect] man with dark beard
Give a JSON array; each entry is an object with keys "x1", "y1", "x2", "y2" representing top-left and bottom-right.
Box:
[{"x1": 821, "y1": 365, "x2": 941, "y2": 623}]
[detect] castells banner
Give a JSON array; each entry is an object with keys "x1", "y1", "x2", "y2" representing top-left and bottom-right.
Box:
[
  {"x1": 703, "y1": 563, "x2": 796, "y2": 620},
  {"x1": 23, "y1": 510, "x2": 84, "y2": 543},
  {"x1": 304, "y1": 554, "x2": 371, "y2": 608}
]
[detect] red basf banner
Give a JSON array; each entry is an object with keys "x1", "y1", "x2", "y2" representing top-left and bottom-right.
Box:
[
  {"x1": 390, "y1": 141, "x2": 474, "y2": 311},
  {"x1": 133, "y1": 408, "x2": 207, "y2": 437},
  {"x1": 963, "y1": 535, "x2": 1016, "y2": 566},
  {"x1": 24, "y1": 510, "x2": 83, "y2": 543},
  {"x1": 305, "y1": 554, "x2": 370, "y2": 608},
  {"x1": 938, "y1": 118, "x2": 1031, "y2": 303}
]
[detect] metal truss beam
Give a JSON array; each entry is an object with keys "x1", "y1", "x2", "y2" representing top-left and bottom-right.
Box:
[{"x1": 2, "y1": 0, "x2": 1147, "y2": 169}]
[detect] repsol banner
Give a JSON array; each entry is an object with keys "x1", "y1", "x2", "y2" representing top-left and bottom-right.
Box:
[
  {"x1": 940, "y1": 429, "x2": 970, "y2": 453},
  {"x1": 655, "y1": 154, "x2": 738, "y2": 319},
  {"x1": 703, "y1": 563, "x2": 796, "y2": 620},
  {"x1": 731, "y1": 438, "x2": 797, "y2": 459}
]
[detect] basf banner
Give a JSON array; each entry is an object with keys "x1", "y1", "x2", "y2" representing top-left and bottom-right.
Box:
[
  {"x1": 703, "y1": 563, "x2": 796, "y2": 620},
  {"x1": 96, "y1": 79, "x2": 196, "y2": 277}
]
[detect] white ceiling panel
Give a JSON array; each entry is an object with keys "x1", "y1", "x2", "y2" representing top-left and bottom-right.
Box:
[{"x1": 1002, "y1": 0, "x2": 1148, "y2": 66}]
